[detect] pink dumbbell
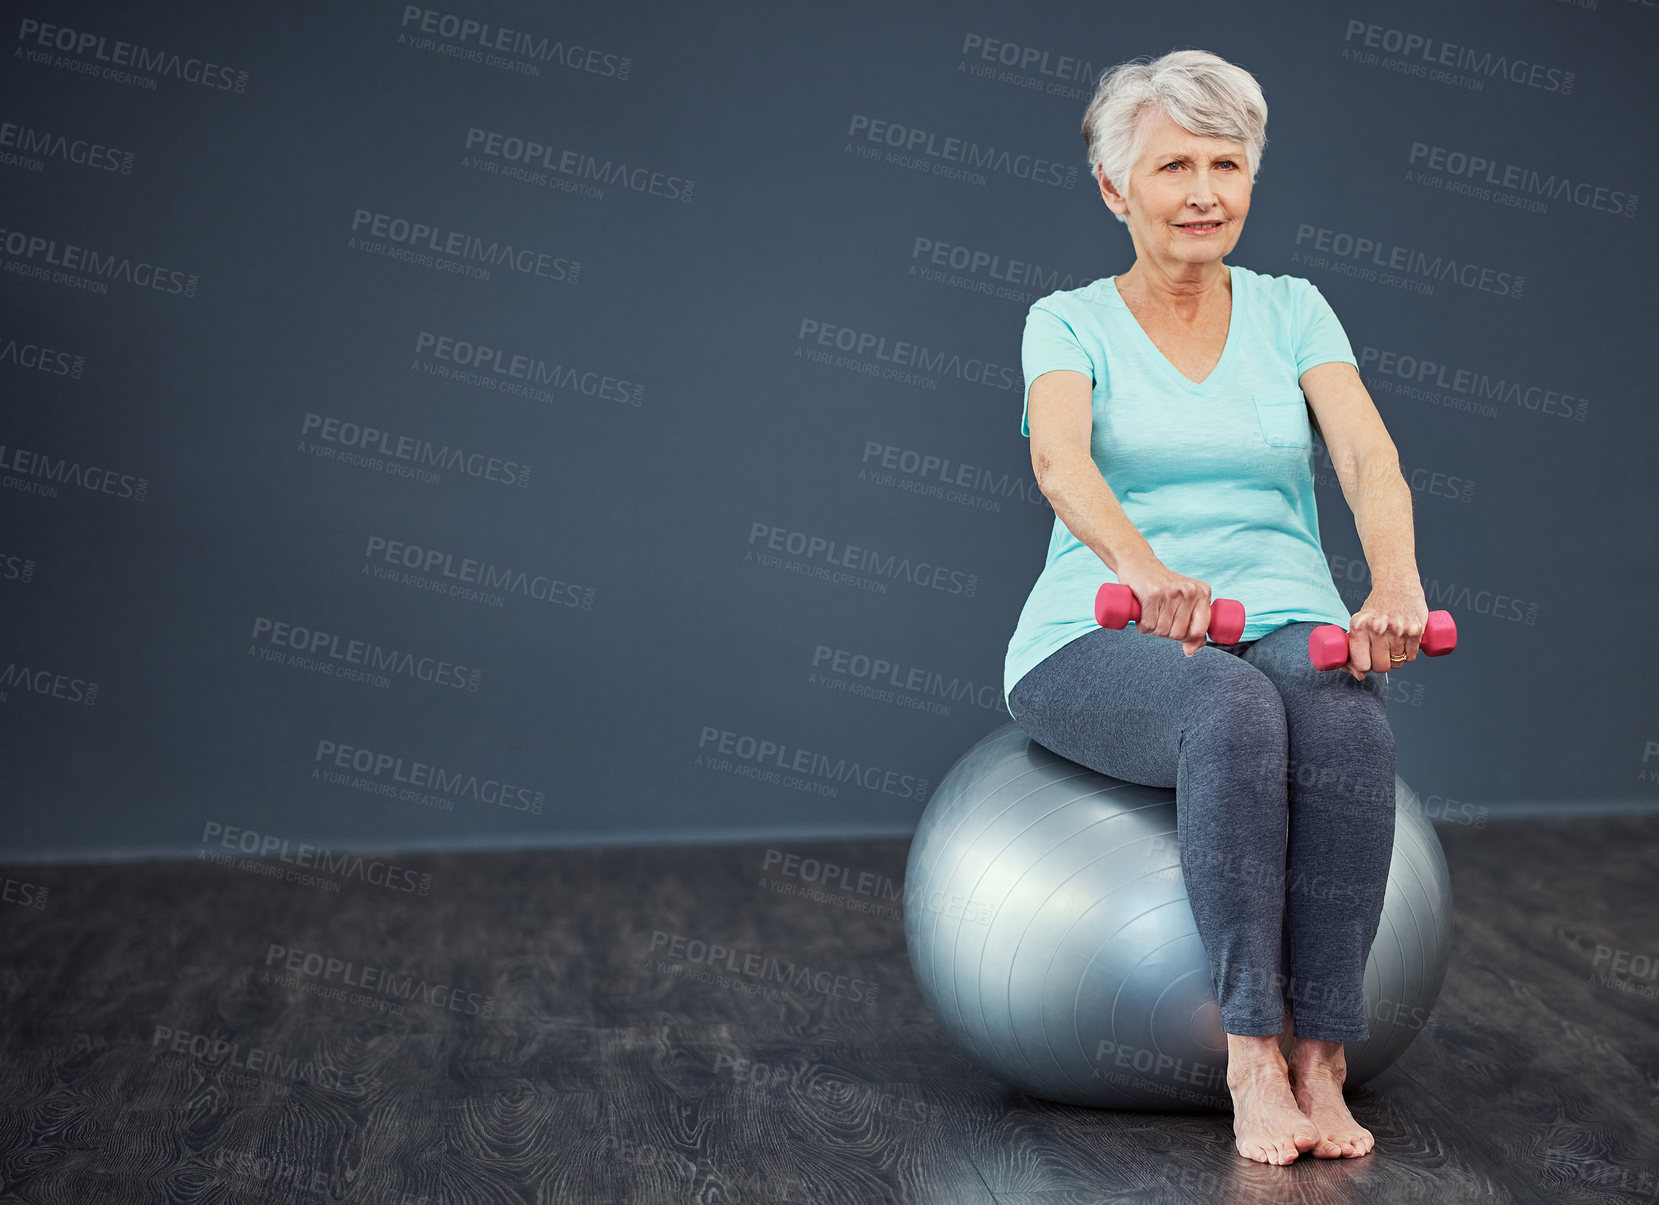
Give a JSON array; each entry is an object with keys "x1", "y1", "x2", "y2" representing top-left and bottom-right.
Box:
[
  {"x1": 1308, "y1": 611, "x2": 1458, "y2": 671},
  {"x1": 1095, "y1": 582, "x2": 1247, "y2": 645}
]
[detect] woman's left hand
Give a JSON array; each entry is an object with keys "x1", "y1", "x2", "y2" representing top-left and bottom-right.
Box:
[{"x1": 1342, "y1": 577, "x2": 1430, "y2": 681}]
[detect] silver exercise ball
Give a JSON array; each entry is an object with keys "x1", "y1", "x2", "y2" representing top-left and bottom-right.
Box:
[{"x1": 903, "y1": 722, "x2": 1453, "y2": 1111}]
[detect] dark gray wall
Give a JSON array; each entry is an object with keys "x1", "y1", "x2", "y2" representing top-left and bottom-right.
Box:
[{"x1": 3, "y1": 0, "x2": 1656, "y2": 861}]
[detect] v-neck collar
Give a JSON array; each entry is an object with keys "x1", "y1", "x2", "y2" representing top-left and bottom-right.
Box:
[{"x1": 1104, "y1": 264, "x2": 1240, "y2": 396}]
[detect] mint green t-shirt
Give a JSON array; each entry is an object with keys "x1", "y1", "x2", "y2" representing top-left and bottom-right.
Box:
[{"x1": 1003, "y1": 264, "x2": 1357, "y2": 717}]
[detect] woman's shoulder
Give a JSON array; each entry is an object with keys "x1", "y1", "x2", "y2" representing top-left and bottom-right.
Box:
[
  {"x1": 1232, "y1": 265, "x2": 1344, "y2": 337},
  {"x1": 1028, "y1": 276, "x2": 1117, "y2": 318},
  {"x1": 1233, "y1": 263, "x2": 1325, "y2": 306}
]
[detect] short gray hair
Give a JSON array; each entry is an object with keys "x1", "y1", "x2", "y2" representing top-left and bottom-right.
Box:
[{"x1": 1081, "y1": 49, "x2": 1268, "y2": 224}]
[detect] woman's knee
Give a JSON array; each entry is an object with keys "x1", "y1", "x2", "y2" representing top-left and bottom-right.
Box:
[
  {"x1": 1290, "y1": 678, "x2": 1395, "y2": 761},
  {"x1": 1185, "y1": 667, "x2": 1287, "y2": 753},
  {"x1": 1281, "y1": 690, "x2": 1396, "y2": 812}
]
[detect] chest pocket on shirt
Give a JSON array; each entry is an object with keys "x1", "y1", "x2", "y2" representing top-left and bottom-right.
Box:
[{"x1": 1253, "y1": 390, "x2": 1313, "y2": 448}]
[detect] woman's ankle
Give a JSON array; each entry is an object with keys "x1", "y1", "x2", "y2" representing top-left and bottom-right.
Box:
[
  {"x1": 1225, "y1": 1032, "x2": 1288, "y2": 1079},
  {"x1": 1288, "y1": 1036, "x2": 1348, "y2": 1072}
]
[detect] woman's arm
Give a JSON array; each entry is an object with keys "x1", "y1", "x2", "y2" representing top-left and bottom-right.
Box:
[
  {"x1": 1028, "y1": 369, "x2": 1153, "y2": 574},
  {"x1": 1028, "y1": 369, "x2": 1214, "y2": 654},
  {"x1": 1300, "y1": 360, "x2": 1429, "y2": 674}
]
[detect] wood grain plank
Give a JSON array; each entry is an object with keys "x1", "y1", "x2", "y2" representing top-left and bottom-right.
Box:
[{"x1": 0, "y1": 816, "x2": 1655, "y2": 1203}]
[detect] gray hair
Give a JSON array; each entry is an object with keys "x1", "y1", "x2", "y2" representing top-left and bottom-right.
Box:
[{"x1": 1081, "y1": 50, "x2": 1268, "y2": 224}]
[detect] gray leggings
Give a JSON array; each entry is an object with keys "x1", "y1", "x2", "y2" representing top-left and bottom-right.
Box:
[{"x1": 1006, "y1": 620, "x2": 1395, "y2": 1043}]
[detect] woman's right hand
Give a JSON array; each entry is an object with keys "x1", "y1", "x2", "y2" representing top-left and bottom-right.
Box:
[{"x1": 1114, "y1": 554, "x2": 1213, "y2": 657}]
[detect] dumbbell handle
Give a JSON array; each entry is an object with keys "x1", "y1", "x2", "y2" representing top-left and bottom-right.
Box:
[
  {"x1": 1308, "y1": 611, "x2": 1458, "y2": 671},
  {"x1": 1095, "y1": 582, "x2": 1247, "y2": 645}
]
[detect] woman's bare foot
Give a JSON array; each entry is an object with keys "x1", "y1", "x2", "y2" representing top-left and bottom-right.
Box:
[
  {"x1": 1225, "y1": 1034, "x2": 1320, "y2": 1165},
  {"x1": 1287, "y1": 1038, "x2": 1374, "y2": 1158}
]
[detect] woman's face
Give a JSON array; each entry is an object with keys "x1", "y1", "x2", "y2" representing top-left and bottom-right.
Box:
[{"x1": 1098, "y1": 109, "x2": 1251, "y2": 274}]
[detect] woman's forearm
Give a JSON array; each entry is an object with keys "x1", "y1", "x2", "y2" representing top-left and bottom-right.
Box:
[
  {"x1": 1041, "y1": 441, "x2": 1423, "y2": 596},
  {"x1": 1038, "y1": 449, "x2": 1156, "y2": 575},
  {"x1": 1341, "y1": 452, "x2": 1421, "y2": 588}
]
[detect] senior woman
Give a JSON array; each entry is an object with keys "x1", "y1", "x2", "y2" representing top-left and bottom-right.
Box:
[{"x1": 1003, "y1": 49, "x2": 1429, "y2": 1166}]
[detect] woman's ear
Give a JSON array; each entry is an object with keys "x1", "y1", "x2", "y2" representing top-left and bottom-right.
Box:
[{"x1": 1097, "y1": 164, "x2": 1128, "y2": 216}]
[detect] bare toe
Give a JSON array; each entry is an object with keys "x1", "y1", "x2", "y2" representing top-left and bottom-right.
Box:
[
  {"x1": 1290, "y1": 1063, "x2": 1374, "y2": 1159},
  {"x1": 1230, "y1": 1065, "x2": 1318, "y2": 1165}
]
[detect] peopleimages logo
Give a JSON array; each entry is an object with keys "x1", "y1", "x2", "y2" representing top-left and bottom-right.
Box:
[
  {"x1": 347, "y1": 208, "x2": 579, "y2": 284},
  {"x1": 1321, "y1": 555, "x2": 1540, "y2": 626},
  {"x1": 463, "y1": 128, "x2": 692, "y2": 202},
  {"x1": 746, "y1": 521, "x2": 979, "y2": 598},
  {"x1": 1407, "y1": 143, "x2": 1636, "y2": 218},
  {"x1": 648, "y1": 930, "x2": 878, "y2": 1004},
  {"x1": 846, "y1": 115, "x2": 1078, "y2": 188},
  {"x1": 1306, "y1": 442, "x2": 1473, "y2": 505},
  {"x1": 1342, "y1": 19, "x2": 1575, "y2": 94},
  {"x1": 859, "y1": 439, "x2": 1046, "y2": 510},
  {"x1": 300, "y1": 413, "x2": 530, "y2": 488},
  {"x1": 263, "y1": 943, "x2": 494, "y2": 1017},
  {"x1": 959, "y1": 33, "x2": 1097, "y2": 83},
  {"x1": 956, "y1": 33, "x2": 1098, "y2": 102},
  {"x1": 248, "y1": 616, "x2": 482, "y2": 692},
  {"x1": 312, "y1": 738, "x2": 544, "y2": 815},
  {"x1": 0, "y1": 226, "x2": 197, "y2": 297},
  {"x1": 0, "y1": 440, "x2": 148, "y2": 501},
  {"x1": 150, "y1": 1025, "x2": 371, "y2": 1093},
  {"x1": 695, "y1": 725, "x2": 930, "y2": 802},
  {"x1": 0, "y1": 118, "x2": 134, "y2": 174},
  {"x1": 0, "y1": 661, "x2": 97, "y2": 705},
  {"x1": 1357, "y1": 346, "x2": 1588, "y2": 422},
  {"x1": 796, "y1": 319, "x2": 1019, "y2": 390},
  {"x1": 0, "y1": 334, "x2": 85, "y2": 378},
  {"x1": 0, "y1": 552, "x2": 37, "y2": 584},
  {"x1": 199, "y1": 822, "x2": 430, "y2": 895},
  {"x1": 397, "y1": 6, "x2": 630, "y2": 80},
  {"x1": 1292, "y1": 224, "x2": 1522, "y2": 298},
  {"x1": 909, "y1": 236, "x2": 1090, "y2": 298},
  {"x1": 14, "y1": 18, "x2": 250, "y2": 93},
  {"x1": 810, "y1": 643, "x2": 1005, "y2": 714},
  {"x1": 414, "y1": 330, "x2": 643, "y2": 407},
  {"x1": 362, "y1": 535, "x2": 594, "y2": 610},
  {"x1": 0, "y1": 875, "x2": 48, "y2": 910}
]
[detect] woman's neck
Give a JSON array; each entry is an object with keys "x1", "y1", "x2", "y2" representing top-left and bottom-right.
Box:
[{"x1": 1116, "y1": 259, "x2": 1231, "y2": 322}]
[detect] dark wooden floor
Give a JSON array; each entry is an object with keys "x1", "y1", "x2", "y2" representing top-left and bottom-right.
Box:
[{"x1": 2, "y1": 815, "x2": 1657, "y2": 1204}]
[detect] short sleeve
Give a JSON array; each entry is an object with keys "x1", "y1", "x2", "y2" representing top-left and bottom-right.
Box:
[
  {"x1": 1020, "y1": 301, "x2": 1095, "y2": 438},
  {"x1": 1294, "y1": 280, "x2": 1357, "y2": 377}
]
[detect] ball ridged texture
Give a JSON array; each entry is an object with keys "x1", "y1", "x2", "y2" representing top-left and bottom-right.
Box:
[{"x1": 904, "y1": 723, "x2": 1452, "y2": 1110}]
